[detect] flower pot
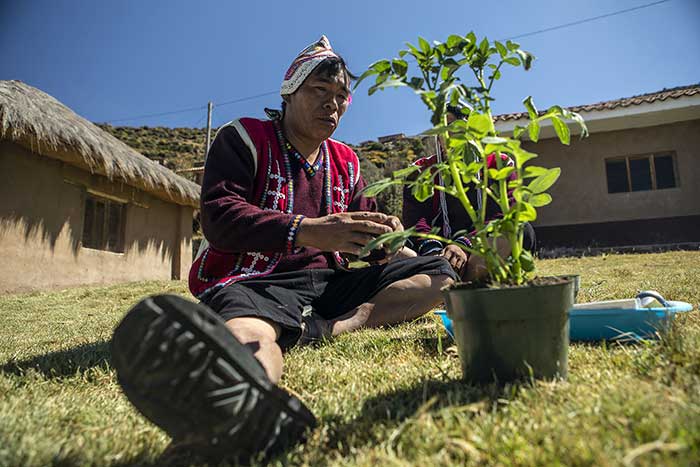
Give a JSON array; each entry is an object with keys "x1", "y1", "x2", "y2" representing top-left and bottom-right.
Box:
[{"x1": 443, "y1": 276, "x2": 574, "y2": 384}]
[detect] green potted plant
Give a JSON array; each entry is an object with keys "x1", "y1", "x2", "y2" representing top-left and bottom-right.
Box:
[{"x1": 356, "y1": 32, "x2": 588, "y2": 383}]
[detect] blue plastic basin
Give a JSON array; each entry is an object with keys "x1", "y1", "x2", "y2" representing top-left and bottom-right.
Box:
[{"x1": 434, "y1": 300, "x2": 694, "y2": 342}]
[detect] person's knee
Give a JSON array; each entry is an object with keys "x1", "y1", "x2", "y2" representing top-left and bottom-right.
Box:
[
  {"x1": 225, "y1": 317, "x2": 280, "y2": 351},
  {"x1": 225, "y1": 316, "x2": 283, "y2": 382},
  {"x1": 399, "y1": 272, "x2": 454, "y2": 294}
]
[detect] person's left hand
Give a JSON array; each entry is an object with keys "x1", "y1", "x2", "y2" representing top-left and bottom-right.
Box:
[{"x1": 442, "y1": 244, "x2": 468, "y2": 274}]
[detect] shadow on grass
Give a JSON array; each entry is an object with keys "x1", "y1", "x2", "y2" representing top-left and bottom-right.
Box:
[
  {"x1": 315, "y1": 377, "x2": 503, "y2": 459},
  {"x1": 0, "y1": 340, "x2": 111, "y2": 378}
]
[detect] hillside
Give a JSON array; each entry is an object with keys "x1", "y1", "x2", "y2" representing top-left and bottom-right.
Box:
[
  {"x1": 98, "y1": 124, "x2": 429, "y2": 216},
  {"x1": 97, "y1": 124, "x2": 209, "y2": 173}
]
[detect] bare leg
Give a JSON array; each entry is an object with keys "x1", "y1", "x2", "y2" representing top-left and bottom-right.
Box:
[
  {"x1": 225, "y1": 316, "x2": 284, "y2": 384},
  {"x1": 329, "y1": 273, "x2": 454, "y2": 336}
]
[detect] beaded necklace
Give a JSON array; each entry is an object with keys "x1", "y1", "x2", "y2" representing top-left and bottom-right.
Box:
[{"x1": 272, "y1": 119, "x2": 333, "y2": 215}]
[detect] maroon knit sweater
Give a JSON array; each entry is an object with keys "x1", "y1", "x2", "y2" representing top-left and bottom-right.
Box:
[{"x1": 200, "y1": 125, "x2": 377, "y2": 272}]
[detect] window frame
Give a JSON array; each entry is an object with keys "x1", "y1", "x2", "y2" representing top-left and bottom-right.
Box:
[
  {"x1": 604, "y1": 151, "x2": 679, "y2": 194},
  {"x1": 81, "y1": 192, "x2": 127, "y2": 253}
]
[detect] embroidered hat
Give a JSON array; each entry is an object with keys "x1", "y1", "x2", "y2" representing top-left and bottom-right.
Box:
[{"x1": 281, "y1": 35, "x2": 339, "y2": 96}]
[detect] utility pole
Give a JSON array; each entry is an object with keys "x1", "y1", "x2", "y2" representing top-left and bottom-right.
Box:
[{"x1": 205, "y1": 101, "x2": 213, "y2": 161}]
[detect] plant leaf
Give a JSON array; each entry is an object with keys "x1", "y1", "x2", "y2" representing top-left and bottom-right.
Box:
[
  {"x1": 412, "y1": 181, "x2": 434, "y2": 202},
  {"x1": 418, "y1": 36, "x2": 431, "y2": 54},
  {"x1": 523, "y1": 96, "x2": 538, "y2": 120},
  {"x1": 504, "y1": 56, "x2": 520, "y2": 66},
  {"x1": 523, "y1": 166, "x2": 549, "y2": 178},
  {"x1": 495, "y1": 41, "x2": 507, "y2": 58},
  {"x1": 392, "y1": 165, "x2": 420, "y2": 179},
  {"x1": 519, "y1": 249, "x2": 535, "y2": 272},
  {"x1": 488, "y1": 166, "x2": 515, "y2": 180},
  {"x1": 447, "y1": 34, "x2": 463, "y2": 48},
  {"x1": 528, "y1": 120, "x2": 540, "y2": 142},
  {"x1": 530, "y1": 193, "x2": 552, "y2": 207},
  {"x1": 368, "y1": 78, "x2": 407, "y2": 95},
  {"x1": 467, "y1": 112, "x2": 494, "y2": 136},
  {"x1": 391, "y1": 59, "x2": 408, "y2": 77},
  {"x1": 482, "y1": 136, "x2": 508, "y2": 144},
  {"x1": 512, "y1": 147, "x2": 537, "y2": 166},
  {"x1": 513, "y1": 125, "x2": 526, "y2": 139},
  {"x1": 519, "y1": 202, "x2": 537, "y2": 221},
  {"x1": 354, "y1": 69, "x2": 377, "y2": 89},
  {"x1": 359, "y1": 178, "x2": 402, "y2": 197},
  {"x1": 550, "y1": 115, "x2": 570, "y2": 145},
  {"x1": 528, "y1": 168, "x2": 561, "y2": 194}
]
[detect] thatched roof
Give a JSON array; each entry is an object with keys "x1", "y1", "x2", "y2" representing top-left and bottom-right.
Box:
[{"x1": 0, "y1": 80, "x2": 199, "y2": 208}]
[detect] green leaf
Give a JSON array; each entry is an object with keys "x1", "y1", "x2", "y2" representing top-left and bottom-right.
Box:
[
  {"x1": 504, "y1": 56, "x2": 520, "y2": 66},
  {"x1": 354, "y1": 69, "x2": 377, "y2": 89},
  {"x1": 408, "y1": 77, "x2": 425, "y2": 90},
  {"x1": 482, "y1": 136, "x2": 508, "y2": 144},
  {"x1": 371, "y1": 60, "x2": 392, "y2": 73},
  {"x1": 447, "y1": 34, "x2": 463, "y2": 48},
  {"x1": 523, "y1": 96, "x2": 538, "y2": 120},
  {"x1": 530, "y1": 193, "x2": 552, "y2": 207},
  {"x1": 391, "y1": 59, "x2": 408, "y2": 77},
  {"x1": 495, "y1": 41, "x2": 507, "y2": 58},
  {"x1": 367, "y1": 78, "x2": 407, "y2": 96},
  {"x1": 392, "y1": 165, "x2": 419, "y2": 179},
  {"x1": 565, "y1": 110, "x2": 589, "y2": 139},
  {"x1": 528, "y1": 120, "x2": 540, "y2": 142},
  {"x1": 519, "y1": 202, "x2": 537, "y2": 221},
  {"x1": 512, "y1": 187, "x2": 526, "y2": 202},
  {"x1": 523, "y1": 166, "x2": 549, "y2": 178},
  {"x1": 488, "y1": 166, "x2": 515, "y2": 180},
  {"x1": 412, "y1": 181, "x2": 434, "y2": 202},
  {"x1": 506, "y1": 40, "x2": 520, "y2": 51},
  {"x1": 515, "y1": 50, "x2": 534, "y2": 70},
  {"x1": 519, "y1": 249, "x2": 535, "y2": 272},
  {"x1": 405, "y1": 42, "x2": 425, "y2": 59},
  {"x1": 528, "y1": 168, "x2": 561, "y2": 194},
  {"x1": 418, "y1": 36, "x2": 431, "y2": 54},
  {"x1": 466, "y1": 31, "x2": 477, "y2": 45},
  {"x1": 550, "y1": 116, "x2": 570, "y2": 145},
  {"x1": 479, "y1": 37, "x2": 489, "y2": 54},
  {"x1": 467, "y1": 112, "x2": 494, "y2": 135},
  {"x1": 359, "y1": 178, "x2": 402, "y2": 197},
  {"x1": 513, "y1": 125, "x2": 526, "y2": 139},
  {"x1": 512, "y1": 147, "x2": 537, "y2": 166}
]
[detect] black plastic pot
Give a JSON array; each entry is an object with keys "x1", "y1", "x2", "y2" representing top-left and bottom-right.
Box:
[{"x1": 443, "y1": 276, "x2": 575, "y2": 384}]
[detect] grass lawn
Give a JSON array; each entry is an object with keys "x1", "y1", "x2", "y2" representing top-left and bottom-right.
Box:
[{"x1": 1, "y1": 251, "x2": 699, "y2": 466}]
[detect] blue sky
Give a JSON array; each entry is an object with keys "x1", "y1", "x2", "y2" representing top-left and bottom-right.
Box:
[{"x1": 2, "y1": 0, "x2": 698, "y2": 144}]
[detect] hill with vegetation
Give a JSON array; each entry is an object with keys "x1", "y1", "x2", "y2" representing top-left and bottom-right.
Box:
[{"x1": 98, "y1": 124, "x2": 429, "y2": 217}]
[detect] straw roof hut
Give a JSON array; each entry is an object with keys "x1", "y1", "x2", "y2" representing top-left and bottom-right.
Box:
[
  {"x1": 0, "y1": 80, "x2": 200, "y2": 293},
  {"x1": 0, "y1": 80, "x2": 199, "y2": 207}
]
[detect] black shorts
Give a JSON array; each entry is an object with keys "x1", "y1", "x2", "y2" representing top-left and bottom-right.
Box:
[{"x1": 203, "y1": 256, "x2": 457, "y2": 350}]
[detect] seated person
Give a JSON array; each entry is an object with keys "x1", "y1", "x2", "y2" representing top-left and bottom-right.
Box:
[{"x1": 403, "y1": 105, "x2": 536, "y2": 281}]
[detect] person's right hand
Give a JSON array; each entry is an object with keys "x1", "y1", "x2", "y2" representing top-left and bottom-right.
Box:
[{"x1": 296, "y1": 212, "x2": 398, "y2": 255}]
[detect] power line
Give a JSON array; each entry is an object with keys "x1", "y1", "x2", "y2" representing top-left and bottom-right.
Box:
[
  {"x1": 104, "y1": 0, "x2": 672, "y2": 125},
  {"x1": 106, "y1": 104, "x2": 207, "y2": 123},
  {"x1": 217, "y1": 90, "x2": 279, "y2": 107},
  {"x1": 503, "y1": 0, "x2": 671, "y2": 41}
]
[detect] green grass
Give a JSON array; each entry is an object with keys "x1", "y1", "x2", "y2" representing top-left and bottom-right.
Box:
[{"x1": 1, "y1": 251, "x2": 699, "y2": 466}]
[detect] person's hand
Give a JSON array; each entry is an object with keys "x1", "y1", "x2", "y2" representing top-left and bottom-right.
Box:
[
  {"x1": 441, "y1": 244, "x2": 468, "y2": 274},
  {"x1": 297, "y1": 212, "x2": 400, "y2": 255}
]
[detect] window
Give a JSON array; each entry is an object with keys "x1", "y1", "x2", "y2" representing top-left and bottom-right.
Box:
[
  {"x1": 605, "y1": 153, "x2": 678, "y2": 194},
  {"x1": 82, "y1": 194, "x2": 126, "y2": 252}
]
